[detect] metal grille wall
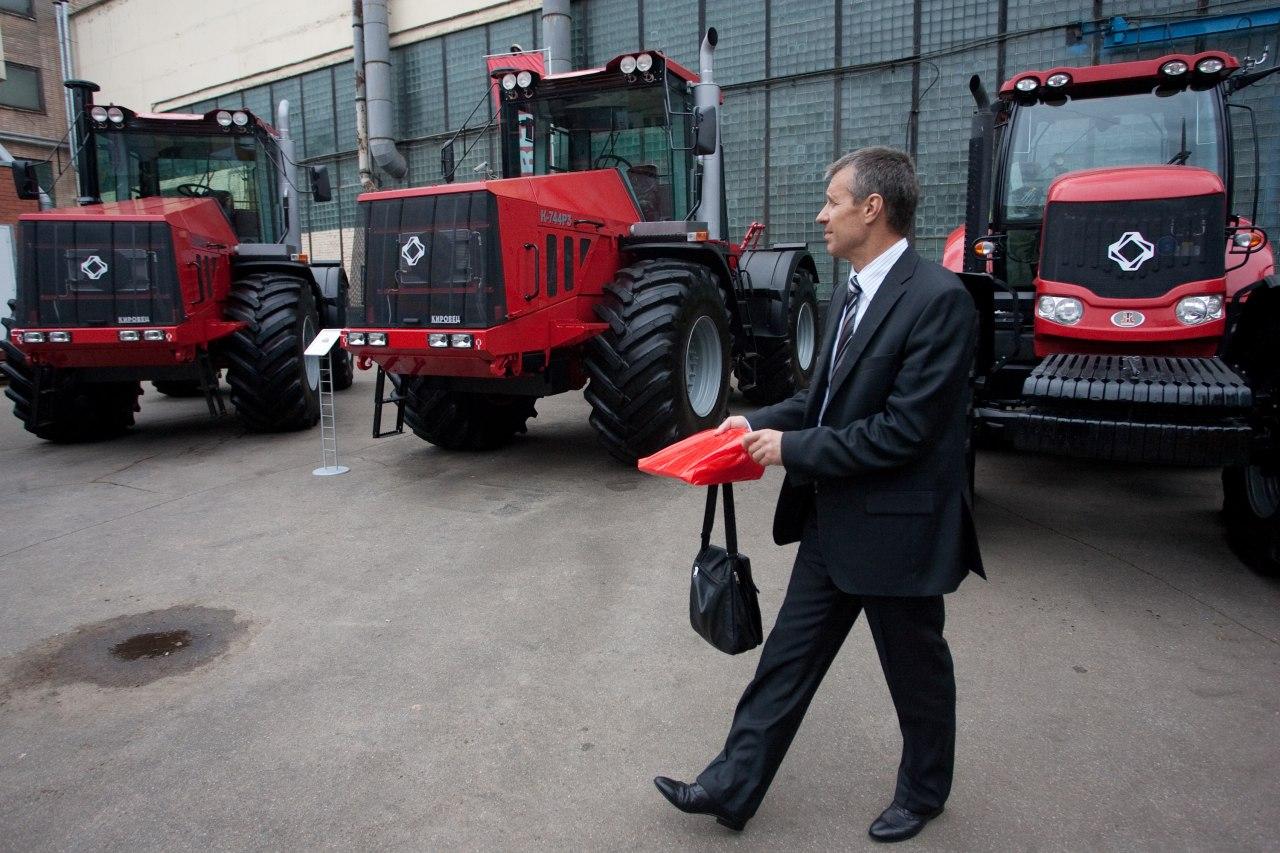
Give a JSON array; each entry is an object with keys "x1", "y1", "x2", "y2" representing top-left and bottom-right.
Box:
[{"x1": 177, "y1": 0, "x2": 1280, "y2": 301}]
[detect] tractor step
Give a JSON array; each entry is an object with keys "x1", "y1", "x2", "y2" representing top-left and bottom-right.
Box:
[
  {"x1": 1022, "y1": 354, "x2": 1252, "y2": 411},
  {"x1": 372, "y1": 366, "x2": 405, "y2": 438}
]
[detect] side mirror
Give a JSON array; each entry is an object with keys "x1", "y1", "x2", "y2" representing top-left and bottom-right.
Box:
[
  {"x1": 11, "y1": 160, "x2": 42, "y2": 201},
  {"x1": 309, "y1": 166, "x2": 332, "y2": 202},
  {"x1": 441, "y1": 141, "x2": 456, "y2": 184},
  {"x1": 693, "y1": 107, "x2": 718, "y2": 156}
]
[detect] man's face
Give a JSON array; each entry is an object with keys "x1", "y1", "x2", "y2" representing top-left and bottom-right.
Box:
[{"x1": 816, "y1": 166, "x2": 872, "y2": 262}]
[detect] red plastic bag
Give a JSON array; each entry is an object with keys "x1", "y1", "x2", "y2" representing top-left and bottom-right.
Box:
[{"x1": 637, "y1": 428, "x2": 765, "y2": 485}]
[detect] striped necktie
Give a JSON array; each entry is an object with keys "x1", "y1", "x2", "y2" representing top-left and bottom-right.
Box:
[{"x1": 831, "y1": 274, "x2": 863, "y2": 373}]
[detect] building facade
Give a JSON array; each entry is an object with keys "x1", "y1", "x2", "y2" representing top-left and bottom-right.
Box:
[
  {"x1": 1, "y1": 0, "x2": 77, "y2": 307},
  {"x1": 64, "y1": 0, "x2": 1280, "y2": 297}
]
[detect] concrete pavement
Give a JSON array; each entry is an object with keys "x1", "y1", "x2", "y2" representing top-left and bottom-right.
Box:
[{"x1": 0, "y1": 369, "x2": 1277, "y2": 851}]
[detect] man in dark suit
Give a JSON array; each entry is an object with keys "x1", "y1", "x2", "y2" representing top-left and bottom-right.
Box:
[{"x1": 655, "y1": 147, "x2": 984, "y2": 842}]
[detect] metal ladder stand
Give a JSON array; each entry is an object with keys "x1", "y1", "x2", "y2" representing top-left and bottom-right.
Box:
[{"x1": 308, "y1": 331, "x2": 349, "y2": 476}]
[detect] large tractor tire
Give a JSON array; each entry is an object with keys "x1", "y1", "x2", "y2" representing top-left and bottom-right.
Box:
[
  {"x1": 151, "y1": 379, "x2": 206, "y2": 397},
  {"x1": 399, "y1": 378, "x2": 537, "y2": 450},
  {"x1": 1221, "y1": 278, "x2": 1280, "y2": 576},
  {"x1": 1222, "y1": 464, "x2": 1280, "y2": 576},
  {"x1": 331, "y1": 348, "x2": 355, "y2": 391},
  {"x1": 736, "y1": 266, "x2": 819, "y2": 405},
  {"x1": 0, "y1": 338, "x2": 140, "y2": 442},
  {"x1": 584, "y1": 259, "x2": 732, "y2": 463},
  {"x1": 223, "y1": 272, "x2": 321, "y2": 432}
]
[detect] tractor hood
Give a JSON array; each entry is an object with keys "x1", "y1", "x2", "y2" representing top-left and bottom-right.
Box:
[
  {"x1": 20, "y1": 196, "x2": 240, "y2": 245},
  {"x1": 1038, "y1": 165, "x2": 1227, "y2": 300},
  {"x1": 1046, "y1": 164, "x2": 1224, "y2": 204},
  {"x1": 356, "y1": 170, "x2": 639, "y2": 329},
  {"x1": 12, "y1": 196, "x2": 237, "y2": 330}
]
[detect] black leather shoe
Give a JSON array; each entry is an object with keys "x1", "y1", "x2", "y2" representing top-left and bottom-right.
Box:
[
  {"x1": 867, "y1": 803, "x2": 944, "y2": 842},
  {"x1": 653, "y1": 776, "x2": 746, "y2": 831}
]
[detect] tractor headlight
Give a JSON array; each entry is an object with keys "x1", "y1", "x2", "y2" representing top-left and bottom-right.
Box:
[
  {"x1": 347, "y1": 332, "x2": 366, "y2": 345},
  {"x1": 231, "y1": 111, "x2": 249, "y2": 127},
  {"x1": 428, "y1": 333, "x2": 449, "y2": 348},
  {"x1": 216, "y1": 110, "x2": 233, "y2": 127},
  {"x1": 367, "y1": 332, "x2": 387, "y2": 346},
  {"x1": 118, "y1": 330, "x2": 141, "y2": 341},
  {"x1": 1014, "y1": 77, "x2": 1039, "y2": 93},
  {"x1": 1046, "y1": 73, "x2": 1071, "y2": 88},
  {"x1": 450, "y1": 334, "x2": 473, "y2": 348},
  {"x1": 106, "y1": 107, "x2": 125, "y2": 124},
  {"x1": 515, "y1": 70, "x2": 533, "y2": 89},
  {"x1": 1161, "y1": 60, "x2": 1189, "y2": 77},
  {"x1": 22, "y1": 331, "x2": 46, "y2": 343},
  {"x1": 90, "y1": 106, "x2": 109, "y2": 123},
  {"x1": 620, "y1": 55, "x2": 638, "y2": 75},
  {"x1": 143, "y1": 329, "x2": 165, "y2": 341},
  {"x1": 1037, "y1": 295, "x2": 1083, "y2": 326},
  {"x1": 1197, "y1": 57, "x2": 1225, "y2": 74},
  {"x1": 635, "y1": 53, "x2": 654, "y2": 73},
  {"x1": 48, "y1": 331, "x2": 72, "y2": 343},
  {"x1": 501, "y1": 73, "x2": 517, "y2": 91},
  {"x1": 1175, "y1": 295, "x2": 1224, "y2": 325}
]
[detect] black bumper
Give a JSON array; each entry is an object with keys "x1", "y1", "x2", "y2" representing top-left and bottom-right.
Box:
[{"x1": 979, "y1": 354, "x2": 1255, "y2": 466}]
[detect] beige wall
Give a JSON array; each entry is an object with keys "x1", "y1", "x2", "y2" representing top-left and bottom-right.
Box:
[{"x1": 70, "y1": 0, "x2": 537, "y2": 111}]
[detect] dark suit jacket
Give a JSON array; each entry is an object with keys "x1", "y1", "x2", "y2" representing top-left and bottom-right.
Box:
[{"x1": 750, "y1": 246, "x2": 984, "y2": 596}]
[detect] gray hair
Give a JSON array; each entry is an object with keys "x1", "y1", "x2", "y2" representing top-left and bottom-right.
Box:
[{"x1": 825, "y1": 147, "x2": 919, "y2": 236}]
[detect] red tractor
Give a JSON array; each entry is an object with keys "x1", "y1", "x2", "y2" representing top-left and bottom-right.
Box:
[
  {"x1": 2, "y1": 80, "x2": 352, "y2": 442},
  {"x1": 342, "y1": 28, "x2": 819, "y2": 461},
  {"x1": 952, "y1": 51, "x2": 1280, "y2": 573}
]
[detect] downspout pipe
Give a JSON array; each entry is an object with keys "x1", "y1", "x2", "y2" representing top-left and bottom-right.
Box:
[
  {"x1": 352, "y1": 1, "x2": 376, "y2": 190},
  {"x1": 542, "y1": 0, "x2": 572, "y2": 75},
  {"x1": 276, "y1": 100, "x2": 303, "y2": 253},
  {"x1": 361, "y1": 0, "x2": 406, "y2": 180},
  {"x1": 695, "y1": 28, "x2": 723, "y2": 240},
  {"x1": 54, "y1": 1, "x2": 80, "y2": 200}
]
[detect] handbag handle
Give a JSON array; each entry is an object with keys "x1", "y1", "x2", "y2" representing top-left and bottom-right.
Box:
[{"x1": 700, "y1": 484, "x2": 738, "y2": 556}]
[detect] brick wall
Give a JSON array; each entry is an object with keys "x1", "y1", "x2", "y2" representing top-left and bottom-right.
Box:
[{"x1": 1, "y1": 0, "x2": 75, "y2": 221}]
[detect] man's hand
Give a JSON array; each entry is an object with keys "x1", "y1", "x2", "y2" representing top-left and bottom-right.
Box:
[
  {"x1": 715, "y1": 415, "x2": 751, "y2": 434},
  {"x1": 742, "y1": 429, "x2": 784, "y2": 467}
]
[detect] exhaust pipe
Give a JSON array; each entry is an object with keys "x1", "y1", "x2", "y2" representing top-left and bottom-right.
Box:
[
  {"x1": 542, "y1": 0, "x2": 571, "y2": 75},
  {"x1": 276, "y1": 100, "x2": 303, "y2": 253},
  {"x1": 695, "y1": 28, "x2": 723, "y2": 240},
  {"x1": 64, "y1": 80, "x2": 101, "y2": 205}
]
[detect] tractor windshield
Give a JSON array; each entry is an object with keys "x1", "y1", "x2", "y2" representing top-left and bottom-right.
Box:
[
  {"x1": 94, "y1": 129, "x2": 282, "y2": 243},
  {"x1": 501, "y1": 76, "x2": 695, "y2": 221},
  {"x1": 1001, "y1": 86, "x2": 1225, "y2": 220}
]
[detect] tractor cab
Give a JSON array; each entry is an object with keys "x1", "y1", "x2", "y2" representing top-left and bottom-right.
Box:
[
  {"x1": 90, "y1": 107, "x2": 285, "y2": 244},
  {"x1": 494, "y1": 52, "x2": 700, "y2": 223},
  {"x1": 989, "y1": 55, "x2": 1237, "y2": 299}
]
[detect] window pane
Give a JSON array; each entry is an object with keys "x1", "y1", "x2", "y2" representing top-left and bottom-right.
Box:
[
  {"x1": 0, "y1": 0, "x2": 34, "y2": 16},
  {"x1": 0, "y1": 65, "x2": 41, "y2": 111}
]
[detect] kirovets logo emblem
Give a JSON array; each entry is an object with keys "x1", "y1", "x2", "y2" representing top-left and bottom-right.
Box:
[
  {"x1": 80, "y1": 255, "x2": 109, "y2": 280},
  {"x1": 1107, "y1": 231, "x2": 1156, "y2": 272},
  {"x1": 400, "y1": 235, "x2": 426, "y2": 267}
]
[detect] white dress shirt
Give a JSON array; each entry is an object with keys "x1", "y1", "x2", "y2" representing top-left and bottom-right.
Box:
[{"x1": 818, "y1": 237, "x2": 909, "y2": 421}]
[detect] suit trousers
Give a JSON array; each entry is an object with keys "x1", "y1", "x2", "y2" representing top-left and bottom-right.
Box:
[{"x1": 696, "y1": 520, "x2": 956, "y2": 822}]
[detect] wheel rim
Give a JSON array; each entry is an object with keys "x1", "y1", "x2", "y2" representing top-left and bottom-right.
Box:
[
  {"x1": 1244, "y1": 464, "x2": 1280, "y2": 520},
  {"x1": 796, "y1": 301, "x2": 816, "y2": 371},
  {"x1": 685, "y1": 314, "x2": 723, "y2": 418},
  {"x1": 302, "y1": 315, "x2": 320, "y2": 390}
]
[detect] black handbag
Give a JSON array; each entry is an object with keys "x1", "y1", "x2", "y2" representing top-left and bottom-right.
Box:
[{"x1": 689, "y1": 483, "x2": 763, "y2": 655}]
